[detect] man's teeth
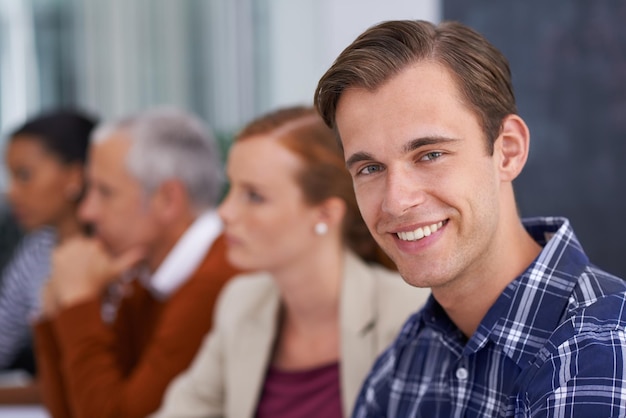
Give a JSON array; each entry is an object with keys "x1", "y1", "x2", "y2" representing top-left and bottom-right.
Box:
[{"x1": 397, "y1": 221, "x2": 444, "y2": 242}]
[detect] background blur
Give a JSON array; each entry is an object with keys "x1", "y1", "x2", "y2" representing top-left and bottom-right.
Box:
[
  {"x1": 0, "y1": 0, "x2": 438, "y2": 150},
  {"x1": 1, "y1": 0, "x2": 625, "y2": 279}
]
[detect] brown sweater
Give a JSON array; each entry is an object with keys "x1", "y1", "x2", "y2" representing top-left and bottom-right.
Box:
[{"x1": 33, "y1": 235, "x2": 240, "y2": 418}]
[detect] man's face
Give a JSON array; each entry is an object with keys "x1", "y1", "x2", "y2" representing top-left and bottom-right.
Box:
[
  {"x1": 335, "y1": 61, "x2": 503, "y2": 290},
  {"x1": 79, "y1": 132, "x2": 158, "y2": 257}
]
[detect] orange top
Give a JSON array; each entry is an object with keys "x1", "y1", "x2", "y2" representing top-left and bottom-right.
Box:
[{"x1": 33, "y1": 235, "x2": 240, "y2": 418}]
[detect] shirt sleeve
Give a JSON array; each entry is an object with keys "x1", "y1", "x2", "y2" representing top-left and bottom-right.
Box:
[
  {"x1": 0, "y1": 231, "x2": 52, "y2": 368},
  {"x1": 351, "y1": 347, "x2": 395, "y2": 418},
  {"x1": 0, "y1": 258, "x2": 33, "y2": 368},
  {"x1": 35, "y1": 236, "x2": 236, "y2": 418},
  {"x1": 526, "y1": 327, "x2": 626, "y2": 417},
  {"x1": 46, "y1": 281, "x2": 218, "y2": 418},
  {"x1": 32, "y1": 319, "x2": 74, "y2": 418}
]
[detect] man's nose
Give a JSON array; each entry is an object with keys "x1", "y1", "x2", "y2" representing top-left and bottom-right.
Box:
[
  {"x1": 78, "y1": 190, "x2": 97, "y2": 223},
  {"x1": 381, "y1": 167, "x2": 427, "y2": 216}
]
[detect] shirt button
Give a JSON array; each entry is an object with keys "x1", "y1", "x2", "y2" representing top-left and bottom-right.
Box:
[{"x1": 456, "y1": 367, "x2": 468, "y2": 380}]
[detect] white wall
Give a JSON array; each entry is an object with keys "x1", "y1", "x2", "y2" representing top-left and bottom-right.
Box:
[
  {"x1": 0, "y1": 0, "x2": 39, "y2": 137},
  {"x1": 0, "y1": 0, "x2": 442, "y2": 143},
  {"x1": 262, "y1": 0, "x2": 441, "y2": 112}
]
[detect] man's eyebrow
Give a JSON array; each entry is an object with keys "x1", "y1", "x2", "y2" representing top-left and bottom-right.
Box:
[
  {"x1": 345, "y1": 151, "x2": 375, "y2": 170},
  {"x1": 402, "y1": 136, "x2": 459, "y2": 153},
  {"x1": 345, "y1": 136, "x2": 459, "y2": 170}
]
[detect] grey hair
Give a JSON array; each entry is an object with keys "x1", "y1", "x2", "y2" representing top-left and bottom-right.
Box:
[{"x1": 92, "y1": 107, "x2": 224, "y2": 212}]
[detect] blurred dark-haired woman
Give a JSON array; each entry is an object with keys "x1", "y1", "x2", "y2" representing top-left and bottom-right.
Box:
[{"x1": 0, "y1": 109, "x2": 96, "y2": 377}]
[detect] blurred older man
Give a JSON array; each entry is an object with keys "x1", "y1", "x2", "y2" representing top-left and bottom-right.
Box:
[{"x1": 33, "y1": 108, "x2": 241, "y2": 418}]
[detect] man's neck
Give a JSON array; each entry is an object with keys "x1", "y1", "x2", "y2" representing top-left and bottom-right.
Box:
[
  {"x1": 434, "y1": 217, "x2": 542, "y2": 338},
  {"x1": 145, "y1": 215, "x2": 195, "y2": 273}
]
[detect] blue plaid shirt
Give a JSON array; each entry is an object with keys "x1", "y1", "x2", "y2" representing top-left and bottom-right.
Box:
[{"x1": 352, "y1": 217, "x2": 626, "y2": 417}]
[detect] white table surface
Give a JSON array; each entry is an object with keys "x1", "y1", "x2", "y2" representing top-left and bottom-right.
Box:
[{"x1": 0, "y1": 406, "x2": 50, "y2": 417}]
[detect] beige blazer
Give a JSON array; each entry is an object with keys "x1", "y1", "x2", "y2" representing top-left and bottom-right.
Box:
[{"x1": 153, "y1": 251, "x2": 430, "y2": 418}]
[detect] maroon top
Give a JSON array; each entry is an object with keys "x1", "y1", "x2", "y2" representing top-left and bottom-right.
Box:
[{"x1": 255, "y1": 361, "x2": 342, "y2": 418}]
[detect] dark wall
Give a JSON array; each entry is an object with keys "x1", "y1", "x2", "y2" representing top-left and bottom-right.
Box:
[{"x1": 444, "y1": 1, "x2": 626, "y2": 277}]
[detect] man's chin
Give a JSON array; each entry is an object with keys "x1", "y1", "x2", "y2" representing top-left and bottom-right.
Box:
[{"x1": 95, "y1": 237, "x2": 124, "y2": 256}]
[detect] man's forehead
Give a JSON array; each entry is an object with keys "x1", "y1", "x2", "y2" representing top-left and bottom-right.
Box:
[
  {"x1": 86, "y1": 138, "x2": 134, "y2": 186},
  {"x1": 90, "y1": 132, "x2": 130, "y2": 164}
]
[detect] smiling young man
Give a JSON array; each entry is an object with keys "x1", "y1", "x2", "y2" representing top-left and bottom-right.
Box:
[{"x1": 315, "y1": 20, "x2": 626, "y2": 417}]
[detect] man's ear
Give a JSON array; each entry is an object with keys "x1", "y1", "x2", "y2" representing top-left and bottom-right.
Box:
[
  {"x1": 495, "y1": 114, "x2": 530, "y2": 182},
  {"x1": 152, "y1": 179, "x2": 187, "y2": 223}
]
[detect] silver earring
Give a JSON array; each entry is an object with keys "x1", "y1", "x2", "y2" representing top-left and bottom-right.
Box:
[{"x1": 314, "y1": 222, "x2": 328, "y2": 236}]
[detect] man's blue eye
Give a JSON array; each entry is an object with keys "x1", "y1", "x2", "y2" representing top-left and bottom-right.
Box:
[
  {"x1": 359, "y1": 165, "x2": 383, "y2": 175},
  {"x1": 422, "y1": 152, "x2": 443, "y2": 161}
]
